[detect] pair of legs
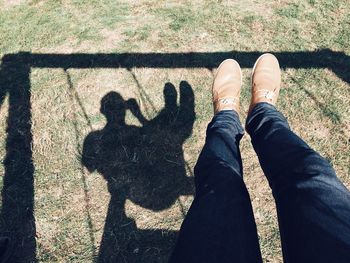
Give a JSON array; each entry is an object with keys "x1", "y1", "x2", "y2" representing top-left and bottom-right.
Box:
[{"x1": 170, "y1": 54, "x2": 350, "y2": 262}]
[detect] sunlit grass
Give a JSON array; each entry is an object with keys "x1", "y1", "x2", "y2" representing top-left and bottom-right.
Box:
[{"x1": 0, "y1": 0, "x2": 349, "y2": 262}]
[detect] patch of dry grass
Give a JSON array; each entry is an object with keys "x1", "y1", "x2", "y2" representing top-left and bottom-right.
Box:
[{"x1": 0, "y1": 0, "x2": 349, "y2": 262}]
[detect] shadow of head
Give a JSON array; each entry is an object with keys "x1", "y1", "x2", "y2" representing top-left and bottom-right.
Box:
[{"x1": 100, "y1": 91, "x2": 126, "y2": 126}]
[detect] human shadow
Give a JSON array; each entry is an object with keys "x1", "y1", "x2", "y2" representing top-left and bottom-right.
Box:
[{"x1": 81, "y1": 81, "x2": 195, "y2": 262}]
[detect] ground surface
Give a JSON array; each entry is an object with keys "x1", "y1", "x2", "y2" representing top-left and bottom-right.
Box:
[{"x1": 0, "y1": 0, "x2": 349, "y2": 262}]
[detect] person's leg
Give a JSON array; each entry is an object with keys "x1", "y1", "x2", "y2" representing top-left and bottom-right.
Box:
[
  {"x1": 246, "y1": 54, "x2": 350, "y2": 263},
  {"x1": 170, "y1": 110, "x2": 262, "y2": 263},
  {"x1": 170, "y1": 60, "x2": 262, "y2": 263}
]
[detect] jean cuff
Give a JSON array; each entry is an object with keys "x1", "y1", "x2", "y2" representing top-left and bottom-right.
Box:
[
  {"x1": 245, "y1": 102, "x2": 288, "y2": 136},
  {"x1": 209, "y1": 110, "x2": 244, "y2": 137}
]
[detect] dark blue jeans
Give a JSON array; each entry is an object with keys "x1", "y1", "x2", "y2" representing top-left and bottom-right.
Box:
[{"x1": 170, "y1": 103, "x2": 350, "y2": 263}]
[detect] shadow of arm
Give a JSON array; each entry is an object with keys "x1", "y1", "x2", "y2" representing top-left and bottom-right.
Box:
[{"x1": 127, "y1": 98, "x2": 148, "y2": 126}]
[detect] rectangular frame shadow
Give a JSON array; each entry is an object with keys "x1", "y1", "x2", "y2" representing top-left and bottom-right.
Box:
[{"x1": 0, "y1": 49, "x2": 348, "y2": 262}]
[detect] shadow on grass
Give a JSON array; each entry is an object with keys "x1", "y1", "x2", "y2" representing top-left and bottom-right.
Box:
[
  {"x1": 82, "y1": 83, "x2": 194, "y2": 262},
  {"x1": 0, "y1": 49, "x2": 348, "y2": 262}
]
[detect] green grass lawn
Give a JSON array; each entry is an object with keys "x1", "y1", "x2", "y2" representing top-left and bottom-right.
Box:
[{"x1": 0, "y1": 0, "x2": 349, "y2": 262}]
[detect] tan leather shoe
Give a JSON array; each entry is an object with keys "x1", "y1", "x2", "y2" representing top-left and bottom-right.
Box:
[
  {"x1": 212, "y1": 59, "x2": 242, "y2": 114},
  {"x1": 248, "y1": 53, "x2": 281, "y2": 114}
]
